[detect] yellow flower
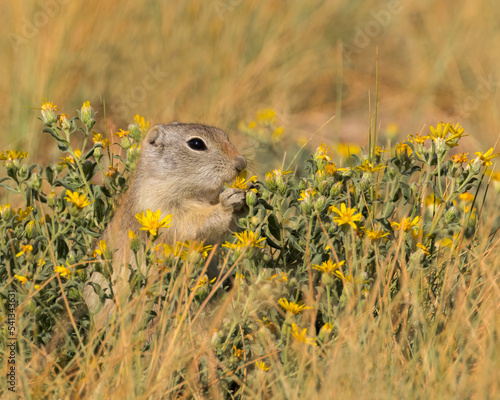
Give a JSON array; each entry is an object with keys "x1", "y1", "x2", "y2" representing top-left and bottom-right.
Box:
[
  {"x1": 278, "y1": 298, "x2": 312, "y2": 315},
  {"x1": 106, "y1": 166, "x2": 118, "y2": 177},
  {"x1": 291, "y1": 323, "x2": 317, "y2": 346},
  {"x1": 312, "y1": 259, "x2": 345, "y2": 274},
  {"x1": 134, "y1": 114, "x2": 150, "y2": 133},
  {"x1": 38, "y1": 259, "x2": 46, "y2": 266},
  {"x1": 223, "y1": 230, "x2": 266, "y2": 249},
  {"x1": 272, "y1": 126, "x2": 285, "y2": 141},
  {"x1": 256, "y1": 361, "x2": 270, "y2": 371},
  {"x1": 16, "y1": 244, "x2": 33, "y2": 257},
  {"x1": 35, "y1": 284, "x2": 40, "y2": 290},
  {"x1": 329, "y1": 203, "x2": 363, "y2": 229},
  {"x1": 385, "y1": 123, "x2": 399, "y2": 139},
  {"x1": 374, "y1": 145, "x2": 388, "y2": 156},
  {"x1": 41, "y1": 99, "x2": 58, "y2": 112},
  {"x1": 452, "y1": 153, "x2": 468, "y2": 164},
  {"x1": 416, "y1": 243, "x2": 430, "y2": 255},
  {"x1": 256, "y1": 109, "x2": 277, "y2": 125},
  {"x1": 93, "y1": 240, "x2": 109, "y2": 258},
  {"x1": 135, "y1": 209, "x2": 173, "y2": 236},
  {"x1": 59, "y1": 149, "x2": 82, "y2": 166},
  {"x1": 320, "y1": 322, "x2": 334, "y2": 334},
  {"x1": 54, "y1": 264, "x2": 72, "y2": 278},
  {"x1": 115, "y1": 129, "x2": 130, "y2": 138},
  {"x1": 474, "y1": 148, "x2": 499, "y2": 167},
  {"x1": 325, "y1": 162, "x2": 337, "y2": 175},
  {"x1": 362, "y1": 228, "x2": 390, "y2": 241},
  {"x1": 93, "y1": 133, "x2": 111, "y2": 148},
  {"x1": 269, "y1": 272, "x2": 288, "y2": 282},
  {"x1": 459, "y1": 192, "x2": 475, "y2": 202},
  {"x1": 425, "y1": 194, "x2": 441, "y2": 206},
  {"x1": 171, "y1": 241, "x2": 213, "y2": 260},
  {"x1": 391, "y1": 216, "x2": 421, "y2": 233},
  {"x1": 233, "y1": 346, "x2": 245, "y2": 360},
  {"x1": 429, "y1": 122, "x2": 467, "y2": 147},
  {"x1": 226, "y1": 174, "x2": 257, "y2": 190},
  {"x1": 396, "y1": 142, "x2": 412, "y2": 157},
  {"x1": 0, "y1": 150, "x2": 29, "y2": 163},
  {"x1": 191, "y1": 274, "x2": 216, "y2": 291},
  {"x1": 408, "y1": 133, "x2": 429, "y2": 145},
  {"x1": 315, "y1": 143, "x2": 333, "y2": 162},
  {"x1": 14, "y1": 275, "x2": 29, "y2": 285},
  {"x1": 271, "y1": 168, "x2": 293, "y2": 178},
  {"x1": 298, "y1": 187, "x2": 317, "y2": 202},
  {"x1": 64, "y1": 190, "x2": 92, "y2": 209},
  {"x1": 15, "y1": 206, "x2": 33, "y2": 222},
  {"x1": 355, "y1": 160, "x2": 386, "y2": 173}
]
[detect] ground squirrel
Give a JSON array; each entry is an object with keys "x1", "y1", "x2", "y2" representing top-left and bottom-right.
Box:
[{"x1": 83, "y1": 122, "x2": 247, "y2": 329}]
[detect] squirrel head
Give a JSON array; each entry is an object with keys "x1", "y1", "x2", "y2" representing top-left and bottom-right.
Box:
[{"x1": 136, "y1": 123, "x2": 246, "y2": 201}]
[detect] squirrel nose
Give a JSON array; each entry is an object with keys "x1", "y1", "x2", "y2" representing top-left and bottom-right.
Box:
[{"x1": 234, "y1": 155, "x2": 247, "y2": 173}]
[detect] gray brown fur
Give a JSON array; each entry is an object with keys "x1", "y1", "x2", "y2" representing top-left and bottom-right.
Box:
[{"x1": 83, "y1": 123, "x2": 246, "y2": 329}]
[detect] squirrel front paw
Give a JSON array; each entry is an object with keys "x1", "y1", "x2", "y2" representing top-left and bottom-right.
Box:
[{"x1": 220, "y1": 188, "x2": 246, "y2": 213}]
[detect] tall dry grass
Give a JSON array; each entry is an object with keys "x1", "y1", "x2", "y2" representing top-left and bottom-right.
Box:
[{"x1": 2, "y1": 0, "x2": 500, "y2": 160}]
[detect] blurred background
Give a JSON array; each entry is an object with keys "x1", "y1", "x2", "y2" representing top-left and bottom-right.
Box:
[{"x1": 2, "y1": 0, "x2": 500, "y2": 169}]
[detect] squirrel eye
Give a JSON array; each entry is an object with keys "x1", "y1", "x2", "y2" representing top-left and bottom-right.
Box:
[{"x1": 187, "y1": 138, "x2": 207, "y2": 151}]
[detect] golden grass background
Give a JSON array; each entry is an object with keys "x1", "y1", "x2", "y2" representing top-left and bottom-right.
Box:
[{"x1": 2, "y1": 0, "x2": 500, "y2": 161}]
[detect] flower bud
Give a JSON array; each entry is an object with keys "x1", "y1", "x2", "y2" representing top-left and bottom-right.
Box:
[
  {"x1": 128, "y1": 124, "x2": 142, "y2": 142},
  {"x1": 41, "y1": 100, "x2": 58, "y2": 125},
  {"x1": 48, "y1": 191, "x2": 57, "y2": 208},
  {"x1": 93, "y1": 146, "x2": 102, "y2": 159},
  {"x1": 315, "y1": 196, "x2": 327, "y2": 212},
  {"x1": 329, "y1": 182, "x2": 342, "y2": 197},
  {"x1": 76, "y1": 268, "x2": 87, "y2": 281},
  {"x1": 246, "y1": 190, "x2": 258, "y2": 207},
  {"x1": 469, "y1": 157, "x2": 482, "y2": 175},
  {"x1": 277, "y1": 181, "x2": 288, "y2": 196},
  {"x1": 321, "y1": 272, "x2": 333, "y2": 286},
  {"x1": 129, "y1": 230, "x2": 141, "y2": 253},
  {"x1": 58, "y1": 114, "x2": 71, "y2": 132},
  {"x1": 360, "y1": 173, "x2": 371, "y2": 191},
  {"x1": 19, "y1": 165, "x2": 28, "y2": 179},
  {"x1": 435, "y1": 138, "x2": 447, "y2": 156},
  {"x1": 1, "y1": 204, "x2": 13, "y2": 221},
  {"x1": 80, "y1": 101, "x2": 95, "y2": 130},
  {"x1": 121, "y1": 136, "x2": 132, "y2": 149},
  {"x1": 29, "y1": 173, "x2": 42, "y2": 190},
  {"x1": 66, "y1": 251, "x2": 76, "y2": 265},
  {"x1": 298, "y1": 178, "x2": 308, "y2": 191},
  {"x1": 445, "y1": 206, "x2": 458, "y2": 224},
  {"x1": 25, "y1": 221, "x2": 36, "y2": 239},
  {"x1": 265, "y1": 172, "x2": 277, "y2": 191}
]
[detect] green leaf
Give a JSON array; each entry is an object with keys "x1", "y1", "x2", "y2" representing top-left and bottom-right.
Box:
[
  {"x1": 258, "y1": 199, "x2": 274, "y2": 210},
  {"x1": 384, "y1": 203, "x2": 395, "y2": 219},
  {"x1": 267, "y1": 213, "x2": 282, "y2": 240},
  {"x1": 265, "y1": 236, "x2": 281, "y2": 250},
  {"x1": 45, "y1": 165, "x2": 54, "y2": 184}
]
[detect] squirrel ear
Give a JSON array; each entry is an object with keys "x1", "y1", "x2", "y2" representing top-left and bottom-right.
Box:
[{"x1": 147, "y1": 126, "x2": 163, "y2": 147}]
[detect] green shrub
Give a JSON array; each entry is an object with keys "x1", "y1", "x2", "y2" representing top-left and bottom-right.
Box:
[{"x1": 1, "y1": 101, "x2": 499, "y2": 398}]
